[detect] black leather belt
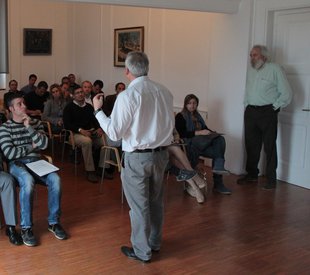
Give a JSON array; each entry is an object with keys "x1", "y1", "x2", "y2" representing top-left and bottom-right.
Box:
[
  {"x1": 132, "y1": 147, "x2": 166, "y2": 153},
  {"x1": 248, "y1": 104, "x2": 272, "y2": 109}
]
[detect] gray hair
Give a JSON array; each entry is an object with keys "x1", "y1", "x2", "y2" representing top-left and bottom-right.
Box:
[
  {"x1": 125, "y1": 51, "x2": 149, "y2": 77},
  {"x1": 252, "y1": 44, "x2": 271, "y2": 62}
]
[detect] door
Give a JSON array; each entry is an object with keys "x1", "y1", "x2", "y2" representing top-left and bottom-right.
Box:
[{"x1": 271, "y1": 8, "x2": 310, "y2": 189}]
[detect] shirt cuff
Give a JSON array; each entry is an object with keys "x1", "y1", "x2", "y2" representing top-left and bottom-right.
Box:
[{"x1": 93, "y1": 108, "x2": 102, "y2": 116}]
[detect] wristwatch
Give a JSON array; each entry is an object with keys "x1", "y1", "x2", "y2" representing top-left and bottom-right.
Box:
[{"x1": 93, "y1": 108, "x2": 102, "y2": 116}]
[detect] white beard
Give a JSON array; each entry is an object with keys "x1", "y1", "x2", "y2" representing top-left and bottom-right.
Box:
[{"x1": 252, "y1": 59, "x2": 265, "y2": 70}]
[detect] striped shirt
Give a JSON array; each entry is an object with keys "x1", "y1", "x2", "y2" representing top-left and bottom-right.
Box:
[{"x1": 0, "y1": 119, "x2": 48, "y2": 161}]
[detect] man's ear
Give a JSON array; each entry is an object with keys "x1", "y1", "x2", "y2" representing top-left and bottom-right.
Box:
[
  {"x1": 8, "y1": 105, "x2": 13, "y2": 113},
  {"x1": 125, "y1": 67, "x2": 130, "y2": 76}
]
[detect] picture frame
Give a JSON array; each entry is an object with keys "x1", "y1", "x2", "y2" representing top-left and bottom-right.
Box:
[
  {"x1": 114, "y1": 26, "x2": 144, "y2": 67},
  {"x1": 23, "y1": 28, "x2": 52, "y2": 55}
]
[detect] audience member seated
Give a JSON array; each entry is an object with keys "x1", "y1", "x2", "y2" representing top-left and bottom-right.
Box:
[
  {"x1": 3, "y1": 80, "x2": 24, "y2": 119},
  {"x1": 42, "y1": 83, "x2": 68, "y2": 134},
  {"x1": 0, "y1": 151, "x2": 23, "y2": 246},
  {"x1": 63, "y1": 87, "x2": 107, "y2": 183},
  {"x1": 68, "y1": 73, "x2": 80, "y2": 94},
  {"x1": 61, "y1": 76, "x2": 70, "y2": 85},
  {"x1": 167, "y1": 145, "x2": 206, "y2": 203},
  {"x1": 93, "y1": 79, "x2": 104, "y2": 96},
  {"x1": 81, "y1": 80, "x2": 94, "y2": 106},
  {"x1": 103, "y1": 82, "x2": 125, "y2": 117},
  {"x1": 24, "y1": 81, "x2": 49, "y2": 119},
  {"x1": 4, "y1": 79, "x2": 22, "y2": 101},
  {"x1": 20, "y1": 73, "x2": 37, "y2": 95},
  {"x1": 60, "y1": 82, "x2": 72, "y2": 103},
  {"x1": 93, "y1": 81, "x2": 123, "y2": 175},
  {"x1": 175, "y1": 94, "x2": 232, "y2": 195},
  {"x1": 0, "y1": 92, "x2": 67, "y2": 247}
]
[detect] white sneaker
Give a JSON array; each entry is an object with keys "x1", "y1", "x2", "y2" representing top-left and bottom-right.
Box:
[
  {"x1": 192, "y1": 174, "x2": 206, "y2": 188},
  {"x1": 186, "y1": 179, "x2": 205, "y2": 204},
  {"x1": 186, "y1": 185, "x2": 196, "y2": 198}
]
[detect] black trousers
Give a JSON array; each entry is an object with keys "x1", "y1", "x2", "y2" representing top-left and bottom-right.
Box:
[{"x1": 244, "y1": 105, "x2": 279, "y2": 183}]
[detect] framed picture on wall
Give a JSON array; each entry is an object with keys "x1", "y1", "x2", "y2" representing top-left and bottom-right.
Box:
[
  {"x1": 114, "y1": 26, "x2": 144, "y2": 67},
  {"x1": 23, "y1": 28, "x2": 52, "y2": 55}
]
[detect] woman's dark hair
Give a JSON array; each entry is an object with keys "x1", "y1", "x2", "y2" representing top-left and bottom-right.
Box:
[{"x1": 182, "y1": 94, "x2": 199, "y2": 114}]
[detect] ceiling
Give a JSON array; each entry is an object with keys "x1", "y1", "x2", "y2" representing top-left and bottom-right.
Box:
[{"x1": 63, "y1": 0, "x2": 241, "y2": 14}]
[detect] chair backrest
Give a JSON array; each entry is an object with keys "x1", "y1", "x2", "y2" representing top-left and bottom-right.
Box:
[
  {"x1": 41, "y1": 120, "x2": 52, "y2": 139},
  {"x1": 101, "y1": 132, "x2": 122, "y2": 172},
  {"x1": 61, "y1": 129, "x2": 75, "y2": 149}
]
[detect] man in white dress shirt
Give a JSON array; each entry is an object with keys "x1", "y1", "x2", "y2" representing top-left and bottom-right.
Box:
[{"x1": 93, "y1": 51, "x2": 174, "y2": 263}]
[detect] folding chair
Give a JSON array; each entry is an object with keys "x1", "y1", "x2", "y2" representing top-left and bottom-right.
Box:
[
  {"x1": 61, "y1": 129, "x2": 79, "y2": 175},
  {"x1": 99, "y1": 134, "x2": 123, "y2": 202},
  {"x1": 41, "y1": 121, "x2": 62, "y2": 158}
]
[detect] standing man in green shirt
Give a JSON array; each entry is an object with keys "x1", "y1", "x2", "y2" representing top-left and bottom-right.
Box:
[{"x1": 237, "y1": 45, "x2": 292, "y2": 189}]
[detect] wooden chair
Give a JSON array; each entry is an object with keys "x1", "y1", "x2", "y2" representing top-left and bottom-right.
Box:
[
  {"x1": 99, "y1": 134, "x2": 123, "y2": 202},
  {"x1": 41, "y1": 120, "x2": 62, "y2": 158},
  {"x1": 0, "y1": 154, "x2": 54, "y2": 226},
  {"x1": 61, "y1": 129, "x2": 80, "y2": 175}
]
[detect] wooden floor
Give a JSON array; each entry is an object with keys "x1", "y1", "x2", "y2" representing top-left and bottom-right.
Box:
[{"x1": 0, "y1": 148, "x2": 310, "y2": 275}]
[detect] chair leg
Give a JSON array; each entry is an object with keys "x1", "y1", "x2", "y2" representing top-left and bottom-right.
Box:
[
  {"x1": 61, "y1": 140, "x2": 65, "y2": 163},
  {"x1": 74, "y1": 147, "x2": 78, "y2": 175},
  {"x1": 100, "y1": 148, "x2": 109, "y2": 193},
  {"x1": 51, "y1": 137, "x2": 55, "y2": 158}
]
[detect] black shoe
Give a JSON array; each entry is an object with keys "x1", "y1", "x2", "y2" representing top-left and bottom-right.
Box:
[
  {"x1": 87, "y1": 171, "x2": 99, "y2": 183},
  {"x1": 6, "y1": 226, "x2": 23, "y2": 246},
  {"x1": 104, "y1": 172, "x2": 114, "y2": 180},
  {"x1": 121, "y1": 246, "x2": 151, "y2": 263},
  {"x1": 237, "y1": 175, "x2": 258, "y2": 185},
  {"x1": 21, "y1": 228, "x2": 37, "y2": 247},
  {"x1": 48, "y1": 223, "x2": 68, "y2": 240},
  {"x1": 262, "y1": 182, "x2": 277, "y2": 190}
]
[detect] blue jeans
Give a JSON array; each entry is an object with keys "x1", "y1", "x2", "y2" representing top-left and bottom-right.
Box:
[
  {"x1": 9, "y1": 158, "x2": 62, "y2": 229},
  {"x1": 186, "y1": 136, "x2": 226, "y2": 185}
]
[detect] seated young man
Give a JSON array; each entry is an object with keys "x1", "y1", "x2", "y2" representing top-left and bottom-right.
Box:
[
  {"x1": 0, "y1": 93, "x2": 67, "y2": 247},
  {"x1": 63, "y1": 87, "x2": 107, "y2": 183},
  {"x1": 0, "y1": 152, "x2": 23, "y2": 246}
]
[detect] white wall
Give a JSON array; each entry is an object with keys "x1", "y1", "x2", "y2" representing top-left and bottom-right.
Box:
[
  {"x1": 4, "y1": 0, "x2": 254, "y2": 174},
  {"x1": 8, "y1": 0, "x2": 73, "y2": 87},
  {"x1": 207, "y1": 0, "x2": 253, "y2": 173}
]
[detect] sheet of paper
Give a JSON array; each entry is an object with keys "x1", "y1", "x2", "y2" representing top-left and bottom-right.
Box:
[{"x1": 26, "y1": 160, "x2": 59, "y2": 177}]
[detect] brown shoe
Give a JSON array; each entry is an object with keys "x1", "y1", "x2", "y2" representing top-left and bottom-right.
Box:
[{"x1": 87, "y1": 171, "x2": 98, "y2": 183}]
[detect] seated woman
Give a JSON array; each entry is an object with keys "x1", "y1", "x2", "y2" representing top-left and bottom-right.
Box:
[
  {"x1": 42, "y1": 84, "x2": 68, "y2": 134},
  {"x1": 175, "y1": 94, "x2": 231, "y2": 195},
  {"x1": 167, "y1": 144, "x2": 206, "y2": 203}
]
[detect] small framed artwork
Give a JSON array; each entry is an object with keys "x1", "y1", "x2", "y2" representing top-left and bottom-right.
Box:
[
  {"x1": 23, "y1": 28, "x2": 52, "y2": 55},
  {"x1": 114, "y1": 26, "x2": 144, "y2": 67}
]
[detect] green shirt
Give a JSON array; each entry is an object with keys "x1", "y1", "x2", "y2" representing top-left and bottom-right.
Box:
[{"x1": 245, "y1": 62, "x2": 292, "y2": 110}]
